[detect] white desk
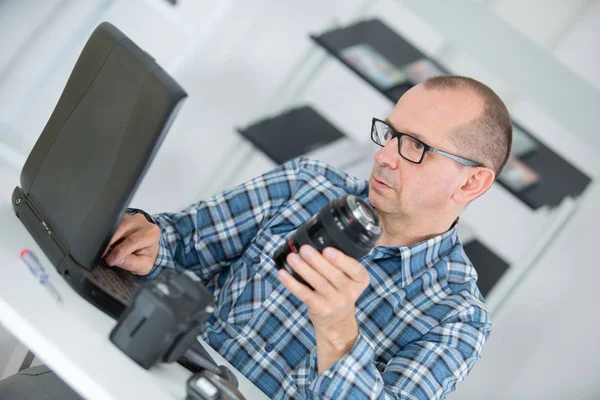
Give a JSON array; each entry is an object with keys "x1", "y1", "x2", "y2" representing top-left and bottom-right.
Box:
[{"x1": 0, "y1": 198, "x2": 268, "y2": 399}]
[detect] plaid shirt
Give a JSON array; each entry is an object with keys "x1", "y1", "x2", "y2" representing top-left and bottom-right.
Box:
[{"x1": 149, "y1": 157, "x2": 491, "y2": 399}]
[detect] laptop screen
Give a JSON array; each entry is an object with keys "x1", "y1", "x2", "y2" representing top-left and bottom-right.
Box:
[{"x1": 20, "y1": 22, "x2": 186, "y2": 268}]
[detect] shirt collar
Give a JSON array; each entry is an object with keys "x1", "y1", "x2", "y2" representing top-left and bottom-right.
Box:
[{"x1": 367, "y1": 219, "x2": 460, "y2": 288}]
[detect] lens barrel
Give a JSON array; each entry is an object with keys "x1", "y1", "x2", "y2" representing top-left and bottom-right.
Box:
[{"x1": 273, "y1": 194, "x2": 381, "y2": 288}]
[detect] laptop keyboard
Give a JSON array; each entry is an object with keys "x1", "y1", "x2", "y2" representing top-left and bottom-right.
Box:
[{"x1": 88, "y1": 266, "x2": 140, "y2": 306}]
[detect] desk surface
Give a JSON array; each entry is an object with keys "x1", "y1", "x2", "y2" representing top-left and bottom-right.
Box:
[{"x1": 0, "y1": 198, "x2": 268, "y2": 399}]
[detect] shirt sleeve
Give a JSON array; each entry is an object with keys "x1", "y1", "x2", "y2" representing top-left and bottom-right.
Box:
[
  {"x1": 144, "y1": 157, "x2": 366, "y2": 281},
  {"x1": 293, "y1": 317, "x2": 491, "y2": 399},
  {"x1": 143, "y1": 159, "x2": 299, "y2": 280}
]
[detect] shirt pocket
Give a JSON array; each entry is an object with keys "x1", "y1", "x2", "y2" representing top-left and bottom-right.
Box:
[{"x1": 224, "y1": 252, "x2": 276, "y2": 328}]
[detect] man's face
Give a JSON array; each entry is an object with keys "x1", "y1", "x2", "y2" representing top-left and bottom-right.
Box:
[{"x1": 368, "y1": 84, "x2": 483, "y2": 219}]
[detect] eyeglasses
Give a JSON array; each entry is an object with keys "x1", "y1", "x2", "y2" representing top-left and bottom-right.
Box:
[{"x1": 370, "y1": 118, "x2": 483, "y2": 167}]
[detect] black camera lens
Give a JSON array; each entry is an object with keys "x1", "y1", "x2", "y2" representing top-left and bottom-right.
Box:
[{"x1": 273, "y1": 194, "x2": 381, "y2": 288}]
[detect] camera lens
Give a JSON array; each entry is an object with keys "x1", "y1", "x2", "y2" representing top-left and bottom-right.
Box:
[{"x1": 273, "y1": 194, "x2": 381, "y2": 288}]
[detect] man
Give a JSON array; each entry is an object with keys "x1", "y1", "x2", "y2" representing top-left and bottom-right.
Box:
[
  {"x1": 0, "y1": 75, "x2": 511, "y2": 399},
  {"x1": 104, "y1": 75, "x2": 510, "y2": 399}
]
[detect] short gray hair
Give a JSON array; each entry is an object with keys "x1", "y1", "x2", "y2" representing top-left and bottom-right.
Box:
[{"x1": 422, "y1": 75, "x2": 512, "y2": 177}]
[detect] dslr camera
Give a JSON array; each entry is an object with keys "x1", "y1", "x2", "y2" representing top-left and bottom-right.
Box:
[{"x1": 110, "y1": 270, "x2": 246, "y2": 399}]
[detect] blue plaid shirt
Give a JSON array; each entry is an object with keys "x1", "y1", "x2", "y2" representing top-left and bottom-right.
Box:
[{"x1": 148, "y1": 157, "x2": 491, "y2": 399}]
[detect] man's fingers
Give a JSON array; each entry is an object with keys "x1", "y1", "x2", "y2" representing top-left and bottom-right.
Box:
[
  {"x1": 322, "y1": 247, "x2": 369, "y2": 286},
  {"x1": 105, "y1": 232, "x2": 152, "y2": 267},
  {"x1": 277, "y1": 269, "x2": 318, "y2": 307},
  {"x1": 298, "y1": 245, "x2": 348, "y2": 290},
  {"x1": 286, "y1": 253, "x2": 335, "y2": 296},
  {"x1": 117, "y1": 254, "x2": 153, "y2": 276},
  {"x1": 102, "y1": 215, "x2": 136, "y2": 257}
]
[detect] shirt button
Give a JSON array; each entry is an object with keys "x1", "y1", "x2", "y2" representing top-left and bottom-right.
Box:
[{"x1": 265, "y1": 344, "x2": 273, "y2": 352}]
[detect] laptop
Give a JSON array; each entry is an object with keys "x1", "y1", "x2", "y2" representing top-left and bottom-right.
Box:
[{"x1": 12, "y1": 22, "x2": 187, "y2": 319}]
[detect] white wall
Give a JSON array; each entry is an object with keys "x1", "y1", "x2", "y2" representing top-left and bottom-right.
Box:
[
  {"x1": 454, "y1": 181, "x2": 600, "y2": 400},
  {"x1": 0, "y1": 0, "x2": 598, "y2": 397}
]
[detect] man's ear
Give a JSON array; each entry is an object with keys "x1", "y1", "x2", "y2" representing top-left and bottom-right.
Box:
[{"x1": 452, "y1": 167, "x2": 495, "y2": 205}]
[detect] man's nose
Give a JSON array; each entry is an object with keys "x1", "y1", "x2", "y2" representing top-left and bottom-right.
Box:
[{"x1": 375, "y1": 138, "x2": 399, "y2": 169}]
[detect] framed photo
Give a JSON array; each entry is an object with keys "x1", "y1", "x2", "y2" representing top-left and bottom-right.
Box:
[
  {"x1": 402, "y1": 59, "x2": 446, "y2": 84},
  {"x1": 497, "y1": 157, "x2": 540, "y2": 192},
  {"x1": 340, "y1": 43, "x2": 408, "y2": 90}
]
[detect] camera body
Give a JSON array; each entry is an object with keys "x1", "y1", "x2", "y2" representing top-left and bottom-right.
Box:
[
  {"x1": 186, "y1": 370, "x2": 246, "y2": 400},
  {"x1": 273, "y1": 194, "x2": 381, "y2": 287},
  {"x1": 109, "y1": 270, "x2": 214, "y2": 369}
]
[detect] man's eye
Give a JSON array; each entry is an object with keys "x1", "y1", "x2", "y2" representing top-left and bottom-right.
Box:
[{"x1": 413, "y1": 140, "x2": 424, "y2": 150}]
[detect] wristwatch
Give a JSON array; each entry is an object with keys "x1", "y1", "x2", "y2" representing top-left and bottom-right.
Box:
[{"x1": 126, "y1": 208, "x2": 157, "y2": 225}]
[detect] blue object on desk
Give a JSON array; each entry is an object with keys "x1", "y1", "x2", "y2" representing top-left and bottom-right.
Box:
[{"x1": 20, "y1": 249, "x2": 62, "y2": 303}]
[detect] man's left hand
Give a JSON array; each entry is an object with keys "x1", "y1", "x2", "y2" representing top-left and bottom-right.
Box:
[{"x1": 277, "y1": 245, "x2": 370, "y2": 373}]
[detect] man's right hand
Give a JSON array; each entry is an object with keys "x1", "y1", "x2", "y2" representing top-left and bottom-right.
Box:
[{"x1": 102, "y1": 213, "x2": 161, "y2": 276}]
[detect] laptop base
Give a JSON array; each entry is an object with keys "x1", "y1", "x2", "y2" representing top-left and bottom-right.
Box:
[{"x1": 12, "y1": 186, "x2": 134, "y2": 318}]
